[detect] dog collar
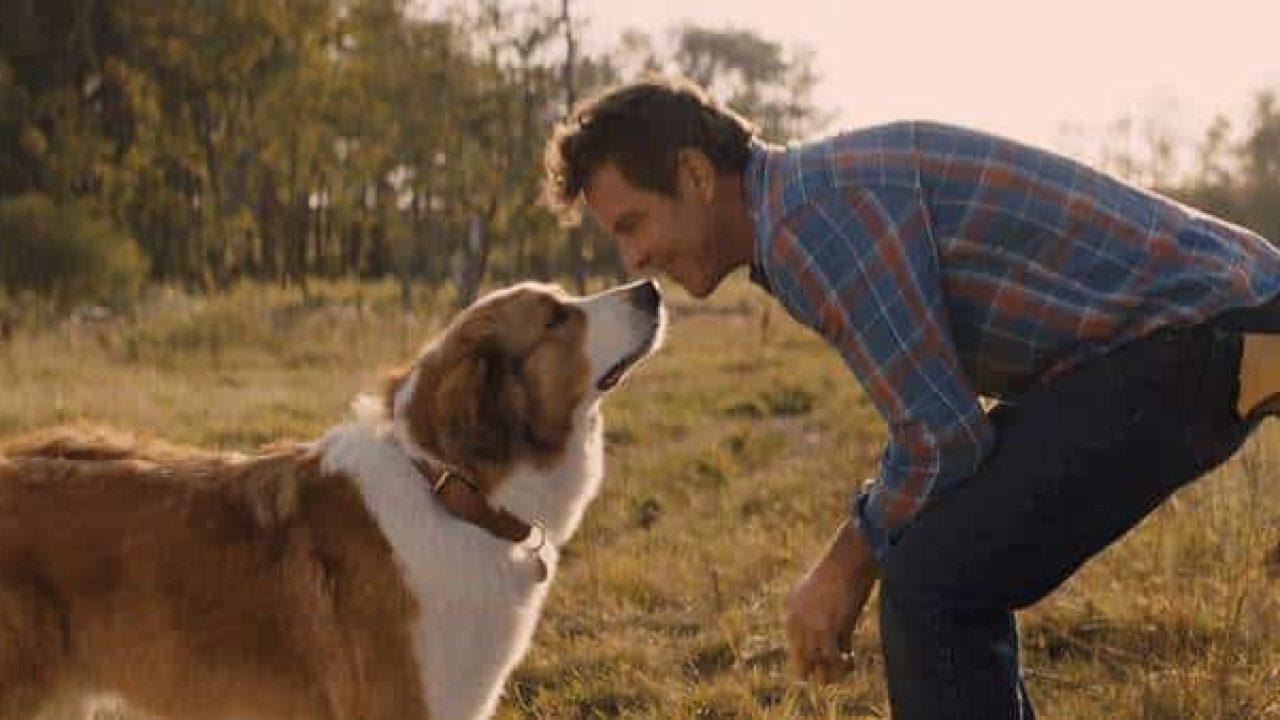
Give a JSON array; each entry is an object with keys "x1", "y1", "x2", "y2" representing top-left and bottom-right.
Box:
[{"x1": 407, "y1": 455, "x2": 549, "y2": 583}]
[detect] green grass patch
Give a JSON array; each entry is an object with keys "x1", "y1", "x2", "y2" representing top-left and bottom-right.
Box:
[{"x1": 1, "y1": 275, "x2": 1277, "y2": 719}]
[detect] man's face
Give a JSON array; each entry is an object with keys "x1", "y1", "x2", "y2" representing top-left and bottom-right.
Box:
[{"x1": 583, "y1": 160, "x2": 727, "y2": 299}]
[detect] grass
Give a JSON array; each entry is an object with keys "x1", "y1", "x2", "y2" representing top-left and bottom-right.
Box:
[{"x1": 2, "y1": 274, "x2": 1277, "y2": 719}]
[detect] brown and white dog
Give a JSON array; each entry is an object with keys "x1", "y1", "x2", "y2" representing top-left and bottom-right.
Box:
[{"x1": 0, "y1": 280, "x2": 665, "y2": 720}]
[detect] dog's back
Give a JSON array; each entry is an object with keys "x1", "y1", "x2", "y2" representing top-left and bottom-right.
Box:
[
  {"x1": 0, "y1": 280, "x2": 666, "y2": 720},
  {"x1": 0, "y1": 427, "x2": 426, "y2": 720}
]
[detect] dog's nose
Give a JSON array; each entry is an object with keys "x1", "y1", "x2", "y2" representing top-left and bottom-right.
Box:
[{"x1": 630, "y1": 280, "x2": 662, "y2": 313}]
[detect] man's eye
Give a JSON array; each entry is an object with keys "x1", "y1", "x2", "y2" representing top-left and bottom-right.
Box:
[
  {"x1": 615, "y1": 214, "x2": 641, "y2": 236},
  {"x1": 547, "y1": 305, "x2": 569, "y2": 329}
]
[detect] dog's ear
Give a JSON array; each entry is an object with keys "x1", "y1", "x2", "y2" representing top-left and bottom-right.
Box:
[
  {"x1": 432, "y1": 336, "x2": 530, "y2": 466},
  {"x1": 518, "y1": 364, "x2": 576, "y2": 454}
]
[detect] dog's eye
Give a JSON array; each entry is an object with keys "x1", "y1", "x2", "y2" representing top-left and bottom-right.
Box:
[{"x1": 546, "y1": 305, "x2": 569, "y2": 330}]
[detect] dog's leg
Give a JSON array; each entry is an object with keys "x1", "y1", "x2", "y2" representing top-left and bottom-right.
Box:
[
  {"x1": 280, "y1": 527, "x2": 430, "y2": 720},
  {"x1": 0, "y1": 580, "x2": 68, "y2": 720}
]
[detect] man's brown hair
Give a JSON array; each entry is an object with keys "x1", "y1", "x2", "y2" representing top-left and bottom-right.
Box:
[{"x1": 543, "y1": 75, "x2": 757, "y2": 224}]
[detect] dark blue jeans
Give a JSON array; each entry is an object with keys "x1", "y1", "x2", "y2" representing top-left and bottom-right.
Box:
[{"x1": 878, "y1": 307, "x2": 1278, "y2": 719}]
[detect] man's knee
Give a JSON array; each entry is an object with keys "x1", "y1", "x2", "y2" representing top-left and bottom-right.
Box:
[
  {"x1": 882, "y1": 527, "x2": 1065, "y2": 614},
  {"x1": 880, "y1": 535, "x2": 986, "y2": 613}
]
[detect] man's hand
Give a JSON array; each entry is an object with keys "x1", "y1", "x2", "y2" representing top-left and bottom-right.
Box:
[{"x1": 785, "y1": 520, "x2": 880, "y2": 683}]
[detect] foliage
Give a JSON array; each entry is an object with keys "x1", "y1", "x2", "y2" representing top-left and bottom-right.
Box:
[
  {"x1": 0, "y1": 192, "x2": 146, "y2": 306},
  {"x1": 1122, "y1": 90, "x2": 1280, "y2": 245},
  {"x1": 2, "y1": 0, "x2": 1278, "y2": 310},
  {"x1": 0, "y1": 0, "x2": 829, "y2": 304}
]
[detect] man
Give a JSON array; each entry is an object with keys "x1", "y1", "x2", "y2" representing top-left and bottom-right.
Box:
[{"x1": 542, "y1": 75, "x2": 1280, "y2": 718}]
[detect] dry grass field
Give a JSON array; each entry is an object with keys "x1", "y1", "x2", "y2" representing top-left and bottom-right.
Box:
[{"x1": 1, "y1": 276, "x2": 1277, "y2": 719}]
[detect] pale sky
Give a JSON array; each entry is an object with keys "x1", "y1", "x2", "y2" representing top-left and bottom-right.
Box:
[{"x1": 580, "y1": 0, "x2": 1280, "y2": 173}]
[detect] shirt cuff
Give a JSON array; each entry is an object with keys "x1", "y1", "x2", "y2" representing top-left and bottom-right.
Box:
[{"x1": 849, "y1": 484, "x2": 893, "y2": 564}]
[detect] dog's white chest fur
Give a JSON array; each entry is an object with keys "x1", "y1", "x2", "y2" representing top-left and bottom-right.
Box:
[{"x1": 317, "y1": 405, "x2": 603, "y2": 720}]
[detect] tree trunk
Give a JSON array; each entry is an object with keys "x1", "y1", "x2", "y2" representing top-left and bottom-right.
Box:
[
  {"x1": 561, "y1": 0, "x2": 585, "y2": 293},
  {"x1": 455, "y1": 212, "x2": 491, "y2": 309}
]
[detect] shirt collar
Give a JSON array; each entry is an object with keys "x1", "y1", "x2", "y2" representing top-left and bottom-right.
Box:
[{"x1": 743, "y1": 136, "x2": 779, "y2": 293}]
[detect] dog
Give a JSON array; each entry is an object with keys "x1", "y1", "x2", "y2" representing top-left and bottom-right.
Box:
[{"x1": 0, "y1": 279, "x2": 665, "y2": 720}]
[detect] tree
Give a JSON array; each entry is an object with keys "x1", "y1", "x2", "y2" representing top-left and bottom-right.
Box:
[
  {"x1": 0, "y1": 0, "x2": 834, "y2": 303},
  {"x1": 1238, "y1": 91, "x2": 1280, "y2": 243},
  {"x1": 1171, "y1": 90, "x2": 1280, "y2": 248},
  {"x1": 672, "y1": 25, "x2": 826, "y2": 141},
  {"x1": 0, "y1": 193, "x2": 146, "y2": 306}
]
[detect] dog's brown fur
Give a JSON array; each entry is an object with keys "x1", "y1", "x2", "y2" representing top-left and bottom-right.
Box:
[
  {"x1": 0, "y1": 281, "x2": 657, "y2": 719},
  {"x1": 388, "y1": 283, "x2": 591, "y2": 490},
  {"x1": 0, "y1": 427, "x2": 426, "y2": 720}
]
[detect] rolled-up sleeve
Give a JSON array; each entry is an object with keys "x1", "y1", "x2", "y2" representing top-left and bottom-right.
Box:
[{"x1": 763, "y1": 186, "x2": 994, "y2": 562}]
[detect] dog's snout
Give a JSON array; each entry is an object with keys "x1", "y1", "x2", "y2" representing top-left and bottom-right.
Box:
[{"x1": 630, "y1": 280, "x2": 662, "y2": 314}]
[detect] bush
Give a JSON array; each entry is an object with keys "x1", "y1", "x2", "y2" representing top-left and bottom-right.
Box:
[{"x1": 0, "y1": 193, "x2": 147, "y2": 307}]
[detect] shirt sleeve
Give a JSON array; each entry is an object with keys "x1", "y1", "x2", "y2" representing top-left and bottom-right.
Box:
[{"x1": 764, "y1": 185, "x2": 995, "y2": 562}]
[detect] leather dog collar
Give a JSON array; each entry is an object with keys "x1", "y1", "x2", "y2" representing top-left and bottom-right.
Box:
[{"x1": 407, "y1": 455, "x2": 549, "y2": 582}]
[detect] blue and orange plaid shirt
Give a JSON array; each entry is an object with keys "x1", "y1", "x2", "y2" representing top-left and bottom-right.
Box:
[{"x1": 745, "y1": 121, "x2": 1280, "y2": 561}]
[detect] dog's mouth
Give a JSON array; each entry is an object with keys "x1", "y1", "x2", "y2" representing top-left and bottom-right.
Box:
[
  {"x1": 596, "y1": 353, "x2": 641, "y2": 392},
  {"x1": 596, "y1": 325, "x2": 662, "y2": 392}
]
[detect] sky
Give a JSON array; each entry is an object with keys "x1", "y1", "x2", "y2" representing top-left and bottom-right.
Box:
[{"x1": 578, "y1": 0, "x2": 1280, "y2": 173}]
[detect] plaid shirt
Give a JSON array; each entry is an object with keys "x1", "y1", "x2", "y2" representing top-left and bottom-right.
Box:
[{"x1": 745, "y1": 121, "x2": 1280, "y2": 561}]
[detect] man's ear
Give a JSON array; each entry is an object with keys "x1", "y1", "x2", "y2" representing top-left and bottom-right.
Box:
[{"x1": 676, "y1": 148, "x2": 716, "y2": 204}]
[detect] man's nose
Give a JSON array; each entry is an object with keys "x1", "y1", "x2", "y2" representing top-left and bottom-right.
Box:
[{"x1": 619, "y1": 241, "x2": 647, "y2": 274}]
